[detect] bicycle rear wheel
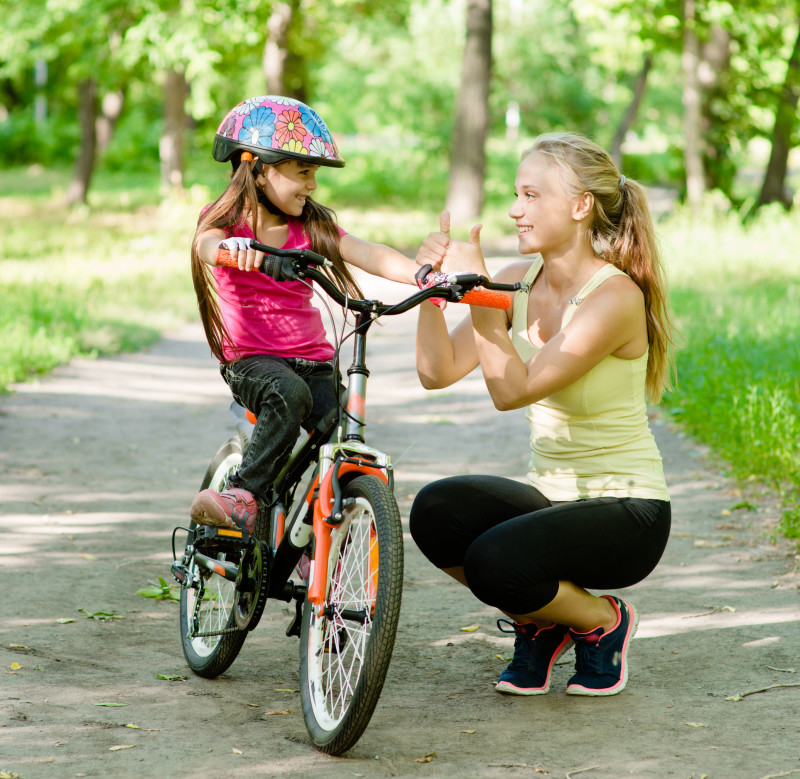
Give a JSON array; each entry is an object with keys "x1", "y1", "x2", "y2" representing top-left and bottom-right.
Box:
[
  {"x1": 299, "y1": 474, "x2": 403, "y2": 755},
  {"x1": 179, "y1": 436, "x2": 249, "y2": 678}
]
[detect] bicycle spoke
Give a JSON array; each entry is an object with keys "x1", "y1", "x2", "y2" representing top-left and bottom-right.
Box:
[{"x1": 305, "y1": 498, "x2": 381, "y2": 725}]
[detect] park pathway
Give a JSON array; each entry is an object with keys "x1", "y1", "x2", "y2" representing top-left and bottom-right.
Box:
[{"x1": 1, "y1": 266, "x2": 799, "y2": 778}]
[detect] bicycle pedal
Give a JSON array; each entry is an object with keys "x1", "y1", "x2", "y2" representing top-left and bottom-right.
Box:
[
  {"x1": 170, "y1": 561, "x2": 189, "y2": 585},
  {"x1": 194, "y1": 525, "x2": 252, "y2": 547}
]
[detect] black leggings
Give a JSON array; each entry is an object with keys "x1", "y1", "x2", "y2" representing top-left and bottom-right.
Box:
[{"x1": 409, "y1": 475, "x2": 671, "y2": 615}]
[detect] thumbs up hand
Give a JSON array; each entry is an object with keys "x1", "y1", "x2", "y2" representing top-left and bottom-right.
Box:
[
  {"x1": 440, "y1": 222, "x2": 486, "y2": 277},
  {"x1": 415, "y1": 210, "x2": 452, "y2": 271}
]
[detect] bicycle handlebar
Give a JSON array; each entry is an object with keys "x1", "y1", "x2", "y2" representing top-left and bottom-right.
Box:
[{"x1": 215, "y1": 239, "x2": 518, "y2": 314}]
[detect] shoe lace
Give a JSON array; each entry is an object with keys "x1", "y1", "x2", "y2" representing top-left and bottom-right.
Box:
[
  {"x1": 573, "y1": 637, "x2": 602, "y2": 674},
  {"x1": 222, "y1": 490, "x2": 251, "y2": 511},
  {"x1": 497, "y1": 618, "x2": 534, "y2": 668}
]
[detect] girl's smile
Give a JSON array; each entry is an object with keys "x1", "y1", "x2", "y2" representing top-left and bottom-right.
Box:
[{"x1": 263, "y1": 159, "x2": 320, "y2": 216}]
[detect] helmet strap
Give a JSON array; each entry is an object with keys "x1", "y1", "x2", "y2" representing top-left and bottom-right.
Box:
[{"x1": 256, "y1": 187, "x2": 288, "y2": 217}]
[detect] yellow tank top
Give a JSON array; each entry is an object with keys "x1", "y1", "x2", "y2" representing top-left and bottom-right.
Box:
[{"x1": 510, "y1": 258, "x2": 669, "y2": 501}]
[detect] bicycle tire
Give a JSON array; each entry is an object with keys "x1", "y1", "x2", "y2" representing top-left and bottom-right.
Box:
[
  {"x1": 179, "y1": 435, "x2": 250, "y2": 678},
  {"x1": 299, "y1": 474, "x2": 403, "y2": 755}
]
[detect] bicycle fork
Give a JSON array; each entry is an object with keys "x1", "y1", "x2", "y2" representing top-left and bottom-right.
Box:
[
  {"x1": 307, "y1": 443, "x2": 391, "y2": 609},
  {"x1": 270, "y1": 441, "x2": 391, "y2": 607}
]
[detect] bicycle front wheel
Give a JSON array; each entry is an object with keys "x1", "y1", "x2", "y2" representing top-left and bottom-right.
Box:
[
  {"x1": 299, "y1": 474, "x2": 403, "y2": 755},
  {"x1": 180, "y1": 436, "x2": 249, "y2": 678}
]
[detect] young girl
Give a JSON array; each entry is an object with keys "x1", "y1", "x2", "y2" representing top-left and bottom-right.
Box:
[
  {"x1": 411, "y1": 132, "x2": 675, "y2": 697},
  {"x1": 190, "y1": 95, "x2": 422, "y2": 530}
]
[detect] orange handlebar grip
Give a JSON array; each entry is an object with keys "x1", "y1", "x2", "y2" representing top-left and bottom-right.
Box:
[
  {"x1": 215, "y1": 247, "x2": 237, "y2": 268},
  {"x1": 460, "y1": 288, "x2": 511, "y2": 310}
]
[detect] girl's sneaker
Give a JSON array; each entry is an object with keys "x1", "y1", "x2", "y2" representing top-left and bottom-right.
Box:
[
  {"x1": 495, "y1": 619, "x2": 574, "y2": 695},
  {"x1": 190, "y1": 487, "x2": 258, "y2": 534},
  {"x1": 566, "y1": 595, "x2": 639, "y2": 696}
]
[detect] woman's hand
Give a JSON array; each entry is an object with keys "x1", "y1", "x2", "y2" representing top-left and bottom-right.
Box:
[
  {"x1": 440, "y1": 223, "x2": 487, "y2": 277},
  {"x1": 415, "y1": 211, "x2": 451, "y2": 270}
]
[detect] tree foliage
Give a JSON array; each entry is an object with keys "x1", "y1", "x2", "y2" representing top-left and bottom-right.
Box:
[{"x1": 1, "y1": 0, "x2": 798, "y2": 212}]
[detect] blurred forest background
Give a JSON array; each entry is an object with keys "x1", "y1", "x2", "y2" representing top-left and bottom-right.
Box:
[
  {"x1": 2, "y1": 0, "x2": 800, "y2": 213},
  {"x1": 1, "y1": 0, "x2": 799, "y2": 539}
]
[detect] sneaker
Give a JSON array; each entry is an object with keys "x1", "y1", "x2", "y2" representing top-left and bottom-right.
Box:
[
  {"x1": 495, "y1": 619, "x2": 574, "y2": 696},
  {"x1": 190, "y1": 487, "x2": 258, "y2": 533},
  {"x1": 297, "y1": 552, "x2": 311, "y2": 582},
  {"x1": 566, "y1": 595, "x2": 639, "y2": 696}
]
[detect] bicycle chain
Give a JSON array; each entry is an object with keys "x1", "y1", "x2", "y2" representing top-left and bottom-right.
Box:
[
  {"x1": 188, "y1": 579, "x2": 244, "y2": 639},
  {"x1": 189, "y1": 626, "x2": 243, "y2": 638}
]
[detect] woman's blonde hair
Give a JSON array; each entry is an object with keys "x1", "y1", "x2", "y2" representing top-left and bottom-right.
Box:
[
  {"x1": 191, "y1": 153, "x2": 362, "y2": 364},
  {"x1": 524, "y1": 132, "x2": 676, "y2": 402}
]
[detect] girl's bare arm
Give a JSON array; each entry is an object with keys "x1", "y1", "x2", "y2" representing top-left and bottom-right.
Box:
[{"x1": 339, "y1": 234, "x2": 421, "y2": 285}]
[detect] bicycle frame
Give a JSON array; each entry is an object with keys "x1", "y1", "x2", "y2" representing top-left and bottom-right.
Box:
[
  {"x1": 203, "y1": 248, "x2": 517, "y2": 611},
  {"x1": 182, "y1": 253, "x2": 516, "y2": 601}
]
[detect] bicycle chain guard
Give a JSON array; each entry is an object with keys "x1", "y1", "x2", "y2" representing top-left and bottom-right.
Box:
[{"x1": 233, "y1": 539, "x2": 271, "y2": 631}]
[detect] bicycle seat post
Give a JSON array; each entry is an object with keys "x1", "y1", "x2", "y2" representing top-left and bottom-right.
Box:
[{"x1": 342, "y1": 309, "x2": 373, "y2": 443}]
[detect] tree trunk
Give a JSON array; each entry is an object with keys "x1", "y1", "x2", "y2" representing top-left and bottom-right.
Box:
[
  {"x1": 65, "y1": 78, "x2": 98, "y2": 206},
  {"x1": 682, "y1": 0, "x2": 705, "y2": 207},
  {"x1": 446, "y1": 0, "x2": 492, "y2": 225},
  {"x1": 611, "y1": 54, "x2": 652, "y2": 169},
  {"x1": 757, "y1": 21, "x2": 800, "y2": 210},
  {"x1": 160, "y1": 68, "x2": 189, "y2": 192},
  {"x1": 263, "y1": 0, "x2": 306, "y2": 101},
  {"x1": 264, "y1": 2, "x2": 292, "y2": 94},
  {"x1": 699, "y1": 24, "x2": 732, "y2": 192},
  {"x1": 96, "y1": 89, "x2": 125, "y2": 155}
]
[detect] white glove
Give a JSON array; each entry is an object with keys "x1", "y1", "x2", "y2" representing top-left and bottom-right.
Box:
[{"x1": 219, "y1": 237, "x2": 251, "y2": 252}]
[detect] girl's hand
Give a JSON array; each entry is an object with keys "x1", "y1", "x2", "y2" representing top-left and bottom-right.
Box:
[
  {"x1": 219, "y1": 237, "x2": 264, "y2": 272},
  {"x1": 415, "y1": 211, "x2": 451, "y2": 270},
  {"x1": 441, "y1": 223, "x2": 487, "y2": 277}
]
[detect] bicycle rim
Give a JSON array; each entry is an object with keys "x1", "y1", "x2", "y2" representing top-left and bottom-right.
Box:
[
  {"x1": 300, "y1": 474, "x2": 403, "y2": 755},
  {"x1": 179, "y1": 436, "x2": 248, "y2": 677}
]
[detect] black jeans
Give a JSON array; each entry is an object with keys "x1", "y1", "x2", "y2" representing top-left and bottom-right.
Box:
[
  {"x1": 409, "y1": 475, "x2": 671, "y2": 615},
  {"x1": 220, "y1": 355, "x2": 339, "y2": 500}
]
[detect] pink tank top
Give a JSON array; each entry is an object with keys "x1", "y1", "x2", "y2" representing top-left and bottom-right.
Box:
[{"x1": 213, "y1": 218, "x2": 343, "y2": 363}]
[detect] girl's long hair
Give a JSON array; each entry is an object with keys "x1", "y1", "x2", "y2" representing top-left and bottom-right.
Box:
[
  {"x1": 525, "y1": 132, "x2": 676, "y2": 403},
  {"x1": 190, "y1": 153, "x2": 363, "y2": 364}
]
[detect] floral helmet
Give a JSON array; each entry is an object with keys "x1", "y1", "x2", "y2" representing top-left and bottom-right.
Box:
[{"x1": 212, "y1": 95, "x2": 345, "y2": 168}]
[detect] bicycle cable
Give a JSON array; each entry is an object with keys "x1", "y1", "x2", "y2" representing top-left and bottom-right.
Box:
[{"x1": 293, "y1": 266, "x2": 350, "y2": 433}]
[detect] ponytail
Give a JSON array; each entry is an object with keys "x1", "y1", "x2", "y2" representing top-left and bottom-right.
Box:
[{"x1": 612, "y1": 178, "x2": 675, "y2": 403}]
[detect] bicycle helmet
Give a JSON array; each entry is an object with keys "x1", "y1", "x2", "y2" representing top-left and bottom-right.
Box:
[{"x1": 212, "y1": 95, "x2": 345, "y2": 168}]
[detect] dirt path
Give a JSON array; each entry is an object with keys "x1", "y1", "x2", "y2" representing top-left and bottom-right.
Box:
[{"x1": 2, "y1": 268, "x2": 799, "y2": 779}]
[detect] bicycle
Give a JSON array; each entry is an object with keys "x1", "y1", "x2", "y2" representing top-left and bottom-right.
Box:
[{"x1": 170, "y1": 239, "x2": 518, "y2": 755}]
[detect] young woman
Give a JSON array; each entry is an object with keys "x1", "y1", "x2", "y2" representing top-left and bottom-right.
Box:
[
  {"x1": 190, "y1": 95, "x2": 422, "y2": 530},
  {"x1": 410, "y1": 132, "x2": 675, "y2": 697}
]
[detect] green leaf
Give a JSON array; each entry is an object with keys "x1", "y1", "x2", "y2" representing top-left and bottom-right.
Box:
[
  {"x1": 78, "y1": 608, "x2": 125, "y2": 621},
  {"x1": 137, "y1": 577, "x2": 180, "y2": 602}
]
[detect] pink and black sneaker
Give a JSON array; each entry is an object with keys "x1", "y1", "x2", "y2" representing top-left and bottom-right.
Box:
[
  {"x1": 566, "y1": 595, "x2": 639, "y2": 696},
  {"x1": 495, "y1": 619, "x2": 574, "y2": 696},
  {"x1": 190, "y1": 487, "x2": 258, "y2": 534}
]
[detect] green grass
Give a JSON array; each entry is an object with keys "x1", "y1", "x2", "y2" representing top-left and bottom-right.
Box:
[
  {"x1": 0, "y1": 166, "x2": 199, "y2": 389},
  {"x1": 2, "y1": 165, "x2": 799, "y2": 542},
  {"x1": 659, "y1": 202, "x2": 800, "y2": 541}
]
